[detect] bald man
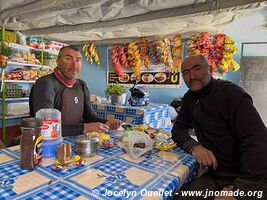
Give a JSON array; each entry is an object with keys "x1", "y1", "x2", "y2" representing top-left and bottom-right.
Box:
[
  {"x1": 172, "y1": 55, "x2": 267, "y2": 200},
  {"x1": 30, "y1": 46, "x2": 122, "y2": 136}
]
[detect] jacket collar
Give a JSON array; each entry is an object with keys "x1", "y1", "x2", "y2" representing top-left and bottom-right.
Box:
[{"x1": 189, "y1": 77, "x2": 215, "y2": 98}]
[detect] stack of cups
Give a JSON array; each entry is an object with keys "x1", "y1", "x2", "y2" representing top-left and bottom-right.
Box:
[{"x1": 36, "y1": 108, "x2": 63, "y2": 164}]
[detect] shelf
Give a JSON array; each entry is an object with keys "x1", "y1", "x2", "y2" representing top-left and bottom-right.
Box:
[
  {"x1": 34, "y1": 48, "x2": 59, "y2": 55},
  {"x1": 7, "y1": 61, "x2": 51, "y2": 69},
  {"x1": 5, "y1": 42, "x2": 59, "y2": 55},
  {"x1": 0, "y1": 114, "x2": 29, "y2": 119},
  {"x1": 5, "y1": 80, "x2": 35, "y2": 83},
  {"x1": 5, "y1": 43, "x2": 33, "y2": 51},
  {"x1": 1, "y1": 97, "x2": 29, "y2": 101}
]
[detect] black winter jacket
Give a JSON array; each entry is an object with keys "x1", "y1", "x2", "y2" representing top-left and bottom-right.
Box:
[{"x1": 172, "y1": 78, "x2": 267, "y2": 194}]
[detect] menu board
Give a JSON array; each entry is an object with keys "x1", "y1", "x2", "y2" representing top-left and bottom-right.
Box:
[{"x1": 107, "y1": 47, "x2": 182, "y2": 88}]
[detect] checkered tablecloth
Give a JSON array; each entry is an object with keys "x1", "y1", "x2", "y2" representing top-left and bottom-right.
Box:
[
  {"x1": 0, "y1": 133, "x2": 197, "y2": 200},
  {"x1": 92, "y1": 103, "x2": 172, "y2": 131}
]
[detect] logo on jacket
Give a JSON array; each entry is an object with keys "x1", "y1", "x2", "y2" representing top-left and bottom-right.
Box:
[{"x1": 74, "y1": 97, "x2": 78, "y2": 104}]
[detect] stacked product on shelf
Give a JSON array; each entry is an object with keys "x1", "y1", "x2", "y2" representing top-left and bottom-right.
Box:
[
  {"x1": 6, "y1": 67, "x2": 51, "y2": 81},
  {"x1": 26, "y1": 36, "x2": 68, "y2": 69},
  {"x1": 35, "y1": 51, "x2": 57, "y2": 69},
  {"x1": 46, "y1": 40, "x2": 68, "y2": 51},
  {"x1": 1, "y1": 83, "x2": 23, "y2": 98},
  {"x1": 1, "y1": 28, "x2": 69, "y2": 145},
  {"x1": 43, "y1": 53, "x2": 57, "y2": 69},
  {"x1": 26, "y1": 37, "x2": 68, "y2": 52},
  {"x1": 0, "y1": 102, "x2": 29, "y2": 117},
  {"x1": 0, "y1": 83, "x2": 30, "y2": 118}
]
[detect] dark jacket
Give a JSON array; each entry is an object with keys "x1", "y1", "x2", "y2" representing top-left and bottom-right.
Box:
[
  {"x1": 29, "y1": 73, "x2": 107, "y2": 135},
  {"x1": 172, "y1": 78, "x2": 267, "y2": 193}
]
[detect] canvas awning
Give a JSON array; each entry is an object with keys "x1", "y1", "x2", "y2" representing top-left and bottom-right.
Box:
[{"x1": 0, "y1": 0, "x2": 266, "y2": 44}]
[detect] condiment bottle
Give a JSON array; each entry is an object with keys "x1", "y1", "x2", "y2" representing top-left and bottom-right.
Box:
[{"x1": 20, "y1": 117, "x2": 43, "y2": 170}]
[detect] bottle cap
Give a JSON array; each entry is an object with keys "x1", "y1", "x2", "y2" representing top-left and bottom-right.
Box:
[{"x1": 21, "y1": 117, "x2": 43, "y2": 128}]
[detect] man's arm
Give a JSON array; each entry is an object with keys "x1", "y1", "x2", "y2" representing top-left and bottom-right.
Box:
[
  {"x1": 172, "y1": 95, "x2": 218, "y2": 169},
  {"x1": 171, "y1": 96, "x2": 199, "y2": 152}
]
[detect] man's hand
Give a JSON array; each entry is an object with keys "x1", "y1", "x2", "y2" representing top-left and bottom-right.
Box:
[
  {"x1": 191, "y1": 144, "x2": 218, "y2": 170},
  {"x1": 105, "y1": 119, "x2": 123, "y2": 130},
  {"x1": 83, "y1": 122, "x2": 109, "y2": 133},
  {"x1": 214, "y1": 186, "x2": 237, "y2": 200}
]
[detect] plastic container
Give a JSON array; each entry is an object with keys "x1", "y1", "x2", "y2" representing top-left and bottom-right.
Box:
[
  {"x1": 42, "y1": 137, "x2": 63, "y2": 158},
  {"x1": 36, "y1": 108, "x2": 62, "y2": 140}
]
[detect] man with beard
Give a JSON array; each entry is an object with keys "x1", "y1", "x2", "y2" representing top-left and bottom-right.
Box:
[
  {"x1": 30, "y1": 46, "x2": 122, "y2": 136},
  {"x1": 172, "y1": 55, "x2": 267, "y2": 200}
]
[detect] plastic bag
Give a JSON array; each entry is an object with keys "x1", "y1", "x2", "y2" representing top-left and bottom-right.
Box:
[{"x1": 122, "y1": 131, "x2": 153, "y2": 159}]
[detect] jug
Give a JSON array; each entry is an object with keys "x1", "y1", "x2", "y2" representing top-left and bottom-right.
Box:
[{"x1": 36, "y1": 108, "x2": 62, "y2": 140}]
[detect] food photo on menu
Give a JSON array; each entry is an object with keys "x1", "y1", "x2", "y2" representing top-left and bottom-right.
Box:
[
  {"x1": 154, "y1": 72, "x2": 167, "y2": 83},
  {"x1": 116, "y1": 71, "x2": 170, "y2": 85},
  {"x1": 118, "y1": 74, "x2": 130, "y2": 83},
  {"x1": 141, "y1": 73, "x2": 154, "y2": 83}
]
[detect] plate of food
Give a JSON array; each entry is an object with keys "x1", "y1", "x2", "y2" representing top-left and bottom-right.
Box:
[
  {"x1": 118, "y1": 74, "x2": 130, "y2": 83},
  {"x1": 154, "y1": 72, "x2": 167, "y2": 83},
  {"x1": 130, "y1": 74, "x2": 141, "y2": 82},
  {"x1": 142, "y1": 73, "x2": 153, "y2": 83}
]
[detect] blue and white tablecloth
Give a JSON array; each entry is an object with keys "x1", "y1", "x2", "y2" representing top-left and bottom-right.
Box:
[
  {"x1": 92, "y1": 103, "x2": 172, "y2": 131},
  {"x1": 0, "y1": 133, "x2": 197, "y2": 200}
]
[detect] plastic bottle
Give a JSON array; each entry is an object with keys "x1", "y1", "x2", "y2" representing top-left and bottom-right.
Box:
[
  {"x1": 36, "y1": 108, "x2": 62, "y2": 140},
  {"x1": 20, "y1": 117, "x2": 42, "y2": 169}
]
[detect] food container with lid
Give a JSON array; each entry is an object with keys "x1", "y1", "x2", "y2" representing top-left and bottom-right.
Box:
[{"x1": 75, "y1": 134, "x2": 99, "y2": 157}]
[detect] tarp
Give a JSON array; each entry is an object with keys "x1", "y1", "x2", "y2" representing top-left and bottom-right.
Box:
[{"x1": 0, "y1": 0, "x2": 267, "y2": 43}]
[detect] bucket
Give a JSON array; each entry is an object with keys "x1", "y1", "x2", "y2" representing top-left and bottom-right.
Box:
[{"x1": 111, "y1": 93, "x2": 127, "y2": 106}]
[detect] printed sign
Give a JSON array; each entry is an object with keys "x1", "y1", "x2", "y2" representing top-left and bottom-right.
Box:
[{"x1": 107, "y1": 47, "x2": 182, "y2": 88}]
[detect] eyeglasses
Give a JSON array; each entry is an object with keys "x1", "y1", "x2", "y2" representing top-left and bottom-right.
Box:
[{"x1": 60, "y1": 56, "x2": 82, "y2": 63}]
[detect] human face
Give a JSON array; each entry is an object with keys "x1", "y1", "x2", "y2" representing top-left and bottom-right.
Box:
[
  {"x1": 57, "y1": 48, "x2": 82, "y2": 80},
  {"x1": 181, "y1": 56, "x2": 211, "y2": 91}
]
